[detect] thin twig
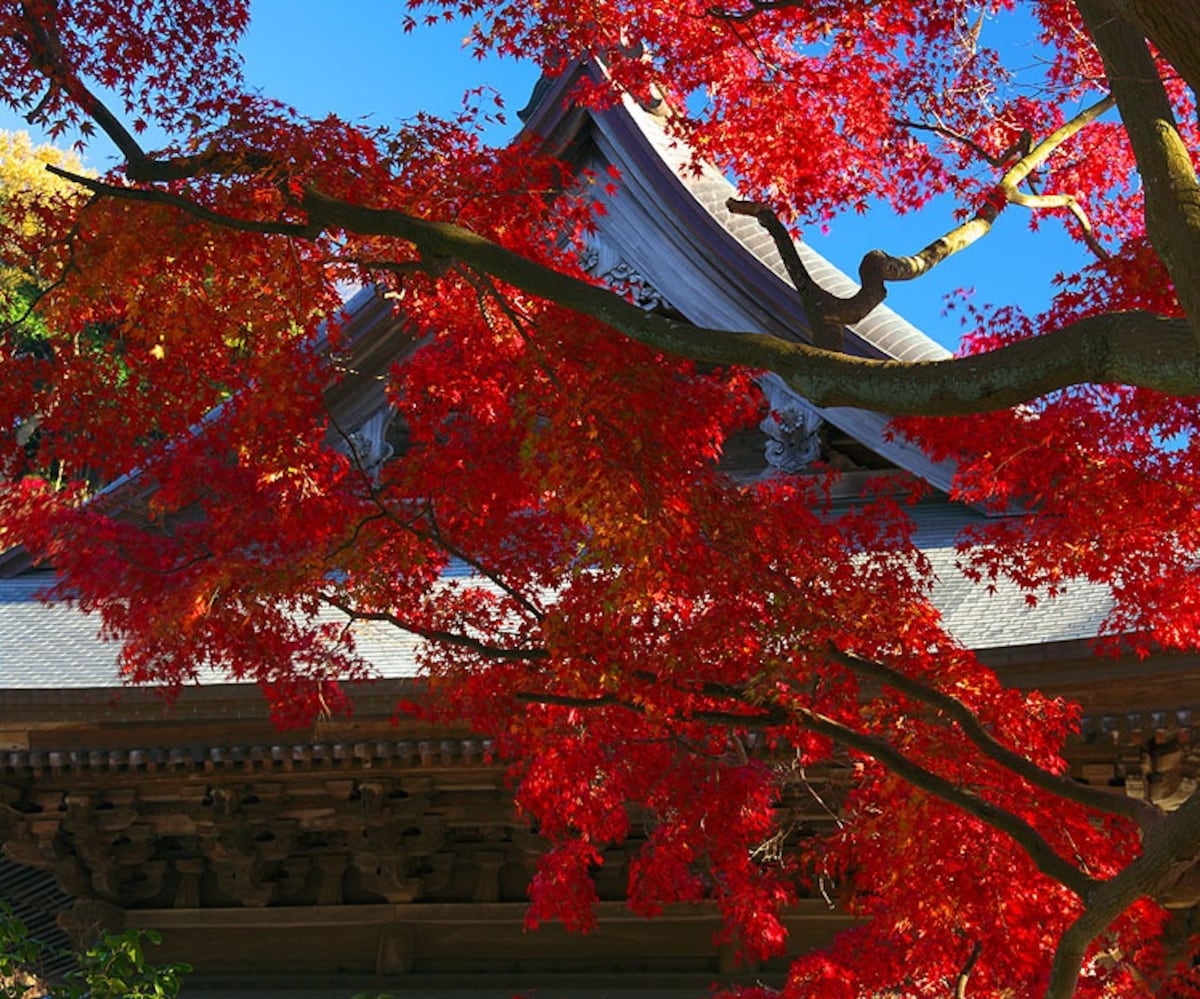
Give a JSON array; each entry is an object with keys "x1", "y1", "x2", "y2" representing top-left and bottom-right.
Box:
[
  {"x1": 954, "y1": 941, "x2": 983, "y2": 998},
  {"x1": 892, "y1": 117, "x2": 1030, "y2": 168}
]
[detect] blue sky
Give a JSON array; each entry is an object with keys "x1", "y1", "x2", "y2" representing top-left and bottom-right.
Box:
[{"x1": 0, "y1": 0, "x2": 1090, "y2": 351}]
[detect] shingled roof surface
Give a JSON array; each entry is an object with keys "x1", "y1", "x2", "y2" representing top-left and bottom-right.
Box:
[
  {"x1": 0, "y1": 573, "x2": 425, "y2": 690},
  {"x1": 907, "y1": 502, "x2": 1110, "y2": 650},
  {"x1": 0, "y1": 500, "x2": 1111, "y2": 692},
  {"x1": 0, "y1": 575, "x2": 122, "y2": 690}
]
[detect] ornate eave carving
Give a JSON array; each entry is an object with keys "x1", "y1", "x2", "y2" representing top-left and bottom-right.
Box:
[
  {"x1": 757, "y1": 375, "x2": 824, "y2": 474},
  {"x1": 344, "y1": 407, "x2": 396, "y2": 477},
  {"x1": 0, "y1": 732, "x2": 849, "y2": 923},
  {"x1": 580, "y1": 240, "x2": 672, "y2": 313},
  {"x1": 0, "y1": 766, "x2": 538, "y2": 914}
]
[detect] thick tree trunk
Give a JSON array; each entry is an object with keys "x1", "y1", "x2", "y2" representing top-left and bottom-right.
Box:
[
  {"x1": 1119, "y1": 0, "x2": 1200, "y2": 106},
  {"x1": 1077, "y1": 0, "x2": 1200, "y2": 338}
]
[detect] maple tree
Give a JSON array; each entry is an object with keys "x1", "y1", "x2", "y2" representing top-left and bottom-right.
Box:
[{"x1": 1, "y1": 0, "x2": 1200, "y2": 996}]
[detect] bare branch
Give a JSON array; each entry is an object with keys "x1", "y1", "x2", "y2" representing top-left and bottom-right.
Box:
[
  {"x1": 997, "y1": 94, "x2": 1116, "y2": 260},
  {"x1": 955, "y1": 941, "x2": 983, "y2": 999},
  {"x1": 1002, "y1": 97, "x2": 1112, "y2": 184},
  {"x1": 1004, "y1": 188, "x2": 1111, "y2": 259},
  {"x1": 727, "y1": 199, "x2": 878, "y2": 344}
]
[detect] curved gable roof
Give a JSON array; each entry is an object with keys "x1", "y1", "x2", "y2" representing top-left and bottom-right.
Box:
[{"x1": 520, "y1": 61, "x2": 957, "y2": 492}]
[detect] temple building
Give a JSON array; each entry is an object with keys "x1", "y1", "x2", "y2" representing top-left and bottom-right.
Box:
[{"x1": 3, "y1": 63, "x2": 1199, "y2": 998}]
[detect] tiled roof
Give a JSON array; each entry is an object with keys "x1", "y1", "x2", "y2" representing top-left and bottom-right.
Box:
[
  {"x1": 909, "y1": 508, "x2": 1110, "y2": 650},
  {"x1": 0, "y1": 574, "x2": 425, "y2": 691},
  {"x1": 0, "y1": 504, "x2": 1111, "y2": 692},
  {"x1": 0, "y1": 575, "x2": 123, "y2": 689}
]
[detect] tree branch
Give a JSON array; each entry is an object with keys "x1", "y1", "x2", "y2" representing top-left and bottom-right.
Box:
[
  {"x1": 514, "y1": 690, "x2": 626, "y2": 709},
  {"x1": 298, "y1": 186, "x2": 1200, "y2": 414},
  {"x1": 705, "y1": 0, "x2": 805, "y2": 22},
  {"x1": 827, "y1": 646, "x2": 1162, "y2": 829},
  {"x1": 515, "y1": 684, "x2": 790, "y2": 727},
  {"x1": 420, "y1": 501, "x2": 547, "y2": 623},
  {"x1": 1077, "y1": 0, "x2": 1200, "y2": 334},
  {"x1": 955, "y1": 940, "x2": 983, "y2": 999},
  {"x1": 1044, "y1": 788, "x2": 1200, "y2": 998},
  {"x1": 996, "y1": 94, "x2": 1116, "y2": 261},
  {"x1": 792, "y1": 705, "x2": 1099, "y2": 899},
  {"x1": 1003, "y1": 187, "x2": 1111, "y2": 259},
  {"x1": 43, "y1": 165, "x2": 316, "y2": 237},
  {"x1": 320, "y1": 406, "x2": 548, "y2": 625},
  {"x1": 42, "y1": 132, "x2": 1200, "y2": 417},
  {"x1": 726, "y1": 199, "x2": 876, "y2": 347},
  {"x1": 318, "y1": 592, "x2": 549, "y2": 661},
  {"x1": 892, "y1": 117, "x2": 1028, "y2": 169}
]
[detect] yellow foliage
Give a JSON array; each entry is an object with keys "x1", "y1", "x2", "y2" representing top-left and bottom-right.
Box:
[
  {"x1": 0, "y1": 130, "x2": 88, "y2": 214},
  {"x1": 0, "y1": 130, "x2": 91, "y2": 301}
]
